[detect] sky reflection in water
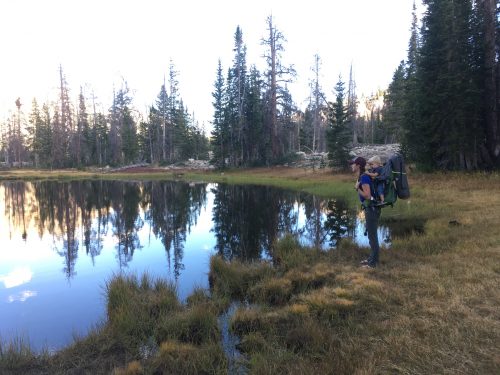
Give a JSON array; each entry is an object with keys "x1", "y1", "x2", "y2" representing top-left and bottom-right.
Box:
[{"x1": 0, "y1": 180, "x2": 389, "y2": 351}]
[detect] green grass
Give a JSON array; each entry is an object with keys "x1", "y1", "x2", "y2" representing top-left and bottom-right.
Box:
[
  {"x1": 0, "y1": 273, "x2": 228, "y2": 374},
  {"x1": 1, "y1": 170, "x2": 499, "y2": 374}
]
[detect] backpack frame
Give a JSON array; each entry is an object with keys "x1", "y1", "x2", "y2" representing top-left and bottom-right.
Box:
[{"x1": 372, "y1": 153, "x2": 410, "y2": 208}]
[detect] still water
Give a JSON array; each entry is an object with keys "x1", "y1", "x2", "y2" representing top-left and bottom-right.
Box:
[{"x1": 0, "y1": 180, "x2": 389, "y2": 351}]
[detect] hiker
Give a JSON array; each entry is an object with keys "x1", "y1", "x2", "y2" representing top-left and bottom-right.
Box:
[
  {"x1": 366, "y1": 155, "x2": 384, "y2": 203},
  {"x1": 350, "y1": 156, "x2": 381, "y2": 269}
]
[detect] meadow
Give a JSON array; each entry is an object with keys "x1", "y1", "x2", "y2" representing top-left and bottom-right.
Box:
[{"x1": 0, "y1": 168, "x2": 499, "y2": 374}]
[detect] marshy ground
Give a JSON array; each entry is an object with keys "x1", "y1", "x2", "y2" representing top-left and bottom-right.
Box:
[{"x1": 0, "y1": 167, "x2": 499, "y2": 374}]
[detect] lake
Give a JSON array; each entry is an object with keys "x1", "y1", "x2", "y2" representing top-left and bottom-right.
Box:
[{"x1": 0, "y1": 180, "x2": 390, "y2": 351}]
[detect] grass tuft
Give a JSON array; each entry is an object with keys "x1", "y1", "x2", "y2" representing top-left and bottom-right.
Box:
[
  {"x1": 0, "y1": 337, "x2": 49, "y2": 373},
  {"x1": 296, "y1": 286, "x2": 356, "y2": 320},
  {"x1": 150, "y1": 340, "x2": 227, "y2": 375},
  {"x1": 185, "y1": 286, "x2": 210, "y2": 307},
  {"x1": 284, "y1": 319, "x2": 327, "y2": 354},
  {"x1": 209, "y1": 256, "x2": 273, "y2": 298},
  {"x1": 248, "y1": 277, "x2": 293, "y2": 305},
  {"x1": 105, "y1": 273, "x2": 180, "y2": 344},
  {"x1": 271, "y1": 233, "x2": 310, "y2": 269},
  {"x1": 157, "y1": 304, "x2": 220, "y2": 345}
]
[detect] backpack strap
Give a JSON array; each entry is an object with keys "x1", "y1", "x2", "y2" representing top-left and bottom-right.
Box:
[{"x1": 359, "y1": 173, "x2": 376, "y2": 209}]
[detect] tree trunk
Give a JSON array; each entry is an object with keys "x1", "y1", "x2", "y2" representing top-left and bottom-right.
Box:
[
  {"x1": 482, "y1": 0, "x2": 499, "y2": 165},
  {"x1": 162, "y1": 116, "x2": 166, "y2": 162},
  {"x1": 267, "y1": 16, "x2": 279, "y2": 160}
]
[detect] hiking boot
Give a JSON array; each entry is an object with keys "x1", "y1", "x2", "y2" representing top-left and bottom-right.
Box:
[{"x1": 360, "y1": 263, "x2": 376, "y2": 269}]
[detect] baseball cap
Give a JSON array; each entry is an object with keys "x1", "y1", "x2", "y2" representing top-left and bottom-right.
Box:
[{"x1": 348, "y1": 156, "x2": 366, "y2": 168}]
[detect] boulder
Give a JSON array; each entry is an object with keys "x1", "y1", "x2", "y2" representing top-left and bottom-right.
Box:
[{"x1": 349, "y1": 144, "x2": 401, "y2": 164}]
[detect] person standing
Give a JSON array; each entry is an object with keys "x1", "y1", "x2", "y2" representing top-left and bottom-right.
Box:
[{"x1": 349, "y1": 156, "x2": 381, "y2": 269}]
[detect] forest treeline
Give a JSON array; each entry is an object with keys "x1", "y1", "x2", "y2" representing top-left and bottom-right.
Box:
[
  {"x1": 384, "y1": 0, "x2": 500, "y2": 170},
  {"x1": 1, "y1": 2, "x2": 499, "y2": 170}
]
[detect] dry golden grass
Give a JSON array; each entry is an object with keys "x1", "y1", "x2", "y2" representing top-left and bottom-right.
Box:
[
  {"x1": 112, "y1": 360, "x2": 143, "y2": 375},
  {"x1": 343, "y1": 172, "x2": 500, "y2": 374},
  {"x1": 207, "y1": 171, "x2": 500, "y2": 374},
  {"x1": 1, "y1": 169, "x2": 499, "y2": 374}
]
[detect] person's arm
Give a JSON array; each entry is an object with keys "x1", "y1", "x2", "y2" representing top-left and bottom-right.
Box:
[{"x1": 358, "y1": 183, "x2": 372, "y2": 200}]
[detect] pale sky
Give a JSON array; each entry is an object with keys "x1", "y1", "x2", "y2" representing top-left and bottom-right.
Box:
[{"x1": 0, "y1": 0, "x2": 423, "y2": 130}]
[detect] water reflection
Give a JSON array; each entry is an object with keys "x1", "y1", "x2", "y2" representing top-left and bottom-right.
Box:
[
  {"x1": 0, "y1": 180, "x2": 389, "y2": 350},
  {"x1": 324, "y1": 199, "x2": 353, "y2": 247},
  {"x1": 1, "y1": 180, "x2": 365, "y2": 277},
  {"x1": 142, "y1": 181, "x2": 207, "y2": 279},
  {"x1": 0, "y1": 267, "x2": 33, "y2": 288}
]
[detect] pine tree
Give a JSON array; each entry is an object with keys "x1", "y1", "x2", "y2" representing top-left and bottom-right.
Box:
[
  {"x1": 244, "y1": 65, "x2": 265, "y2": 165},
  {"x1": 93, "y1": 112, "x2": 108, "y2": 166},
  {"x1": 189, "y1": 119, "x2": 209, "y2": 160},
  {"x1": 172, "y1": 101, "x2": 190, "y2": 161},
  {"x1": 347, "y1": 64, "x2": 359, "y2": 145},
  {"x1": 118, "y1": 89, "x2": 138, "y2": 164},
  {"x1": 137, "y1": 117, "x2": 152, "y2": 163},
  {"x1": 27, "y1": 99, "x2": 52, "y2": 167},
  {"x1": 156, "y1": 83, "x2": 169, "y2": 163},
  {"x1": 416, "y1": 0, "x2": 482, "y2": 169},
  {"x1": 108, "y1": 89, "x2": 122, "y2": 166},
  {"x1": 381, "y1": 62, "x2": 406, "y2": 143},
  {"x1": 39, "y1": 103, "x2": 53, "y2": 167},
  {"x1": 301, "y1": 105, "x2": 315, "y2": 153},
  {"x1": 76, "y1": 88, "x2": 91, "y2": 166},
  {"x1": 211, "y1": 60, "x2": 229, "y2": 168},
  {"x1": 53, "y1": 65, "x2": 73, "y2": 167},
  {"x1": 108, "y1": 83, "x2": 137, "y2": 165},
  {"x1": 477, "y1": 0, "x2": 500, "y2": 168},
  {"x1": 227, "y1": 26, "x2": 247, "y2": 165},
  {"x1": 225, "y1": 65, "x2": 238, "y2": 166},
  {"x1": 308, "y1": 54, "x2": 326, "y2": 152},
  {"x1": 12, "y1": 98, "x2": 25, "y2": 164},
  {"x1": 147, "y1": 84, "x2": 170, "y2": 164},
  {"x1": 27, "y1": 99, "x2": 42, "y2": 167},
  {"x1": 326, "y1": 76, "x2": 350, "y2": 170},
  {"x1": 280, "y1": 84, "x2": 297, "y2": 154},
  {"x1": 89, "y1": 91, "x2": 106, "y2": 166}
]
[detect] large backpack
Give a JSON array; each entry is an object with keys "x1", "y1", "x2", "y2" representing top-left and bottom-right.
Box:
[{"x1": 374, "y1": 153, "x2": 410, "y2": 207}]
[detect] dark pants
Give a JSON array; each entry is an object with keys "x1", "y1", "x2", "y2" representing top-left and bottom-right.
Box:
[{"x1": 364, "y1": 205, "x2": 381, "y2": 266}]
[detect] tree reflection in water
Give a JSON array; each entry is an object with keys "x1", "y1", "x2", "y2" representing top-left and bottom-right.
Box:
[
  {"x1": 0, "y1": 180, "x2": 358, "y2": 280},
  {"x1": 2, "y1": 181, "x2": 30, "y2": 241},
  {"x1": 142, "y1": 181, "x2": 207, "y2": 280},
  {"x1": 111, "y1": 182, "x2": 143, "y2": 268},
  {"x1": 211, "y1": 185, "x2": 356, "y2": 260},
  {"x1": 323, "y1": 199, "x2": 353, "y2": 247},
  {"x1": 211, "y1": 184, "x2": 282, "y2": 261}
]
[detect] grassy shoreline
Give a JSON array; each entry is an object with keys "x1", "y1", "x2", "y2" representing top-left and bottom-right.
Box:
[{"x1": 1, "y1": 168, "x2": 499, "y2": 374}]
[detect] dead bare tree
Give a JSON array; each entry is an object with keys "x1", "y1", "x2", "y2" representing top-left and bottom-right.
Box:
[{"x1": 261, "y1": 15, "x2": 296, "y2": 160}]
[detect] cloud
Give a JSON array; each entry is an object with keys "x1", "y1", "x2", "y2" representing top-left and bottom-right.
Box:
[
  {"x1": 0, "y1": 267, "x2": 33, "y2": 288},
  {"x1": 7, "y1": 290, "x2": 38, "y2": 303}
]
